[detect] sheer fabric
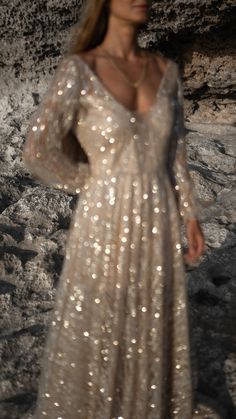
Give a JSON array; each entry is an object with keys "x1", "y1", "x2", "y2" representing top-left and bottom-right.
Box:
[{"x1": 23, "y1": 55, "x2": 220, "y2": 419}]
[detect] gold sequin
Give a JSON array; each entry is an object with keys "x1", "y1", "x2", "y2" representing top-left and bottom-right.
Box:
[{"x1": 22, "y1": 54, "x2": 207, "y2": 419}]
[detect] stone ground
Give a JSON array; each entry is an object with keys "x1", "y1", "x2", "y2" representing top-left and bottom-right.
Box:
[{"x1": 0, "y1": 1, "x2": 236, "y2": 418}]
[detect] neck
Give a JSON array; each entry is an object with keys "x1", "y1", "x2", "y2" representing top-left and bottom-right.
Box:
[{"x1": 100, "y1": 15, "x2": 142, "y2": 61}]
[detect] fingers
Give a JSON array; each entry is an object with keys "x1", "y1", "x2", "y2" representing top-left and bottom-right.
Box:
[{"x1": 184, "y1": 224, "x2": 205, "y2": 264}]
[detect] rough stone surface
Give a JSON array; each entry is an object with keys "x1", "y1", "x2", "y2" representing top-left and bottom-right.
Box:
[{"x1": 0, "y1": 1, "x2": 235, "y2": 418}]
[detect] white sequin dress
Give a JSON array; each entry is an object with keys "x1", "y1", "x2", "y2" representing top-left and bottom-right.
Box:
[{"x1": 22, "y1": 54, "x2": 220, "y2": 419}]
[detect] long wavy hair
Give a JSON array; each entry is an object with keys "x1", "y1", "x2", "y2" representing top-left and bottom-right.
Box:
[{"x1": 66, "y1": 0, "x2": 110, "y2": 54}]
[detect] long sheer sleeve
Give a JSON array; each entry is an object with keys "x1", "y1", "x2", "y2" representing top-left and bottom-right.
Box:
[
  {"x1": 22, "y1": 55, "x2": 90, "y2": 194},
  {"x1": 169, "y1": 69, "x2": 201, "y2": 224}
]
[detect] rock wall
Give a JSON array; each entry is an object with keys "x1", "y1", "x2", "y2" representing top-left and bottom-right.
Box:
[{"x1": 0, "y1": 1, "x2": 235, "y2": 418}]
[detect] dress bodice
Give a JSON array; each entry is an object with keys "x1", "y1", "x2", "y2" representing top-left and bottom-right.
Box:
[
  {"x1": 22, "y1": 53, "x2": 200, "y2": 224},
  {"x1": 73, "y1": 57, "x2": 177, "y2": 179}
]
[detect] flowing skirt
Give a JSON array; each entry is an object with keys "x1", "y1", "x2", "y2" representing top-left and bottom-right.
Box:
[{"x1": 33, "y1": 172, "x2": 194, "y2": 419}]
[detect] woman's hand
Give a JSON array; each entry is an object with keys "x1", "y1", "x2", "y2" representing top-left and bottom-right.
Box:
[{"x1": 183, "y1": 218, "x2": 205, "y2": 264}]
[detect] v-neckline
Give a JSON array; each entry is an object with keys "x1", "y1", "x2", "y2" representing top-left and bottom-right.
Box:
[{"x1": 75, "y1": 55, "x2": 171, "y2": 118}]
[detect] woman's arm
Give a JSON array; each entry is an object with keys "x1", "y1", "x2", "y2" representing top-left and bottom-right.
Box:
[
  {"x1": 169, "y1": 67, "x2": 205, "y2": 263},
  {"x1": 170, "y1": 68, "x2": 201, "y2": 225},
  {"x1": 22, "y1": 55, "x2": 90, "y2": 194}
]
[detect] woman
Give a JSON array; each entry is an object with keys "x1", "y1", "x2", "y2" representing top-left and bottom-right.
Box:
[{"x1": 22, "y1": 1, "x2": 220, "y2": 418}]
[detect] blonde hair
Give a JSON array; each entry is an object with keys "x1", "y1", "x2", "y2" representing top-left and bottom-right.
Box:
[{"x1": 66, "y1": 0, "x2": 110, "y2": 54}]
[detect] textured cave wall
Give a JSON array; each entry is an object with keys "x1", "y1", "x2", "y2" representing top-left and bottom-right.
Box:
[{"x1": 0, "y1": 1, "x2": 236, "y2": 418}]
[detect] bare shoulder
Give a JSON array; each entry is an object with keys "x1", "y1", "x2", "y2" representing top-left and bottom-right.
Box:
[{"x1": 76, "y1": 50, "x2": 99, "y2": 70}]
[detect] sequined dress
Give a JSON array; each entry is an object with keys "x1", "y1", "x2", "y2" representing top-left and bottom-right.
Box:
[{"x1": 22, "y1": 54, "x2": 219, "y2": 419}]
